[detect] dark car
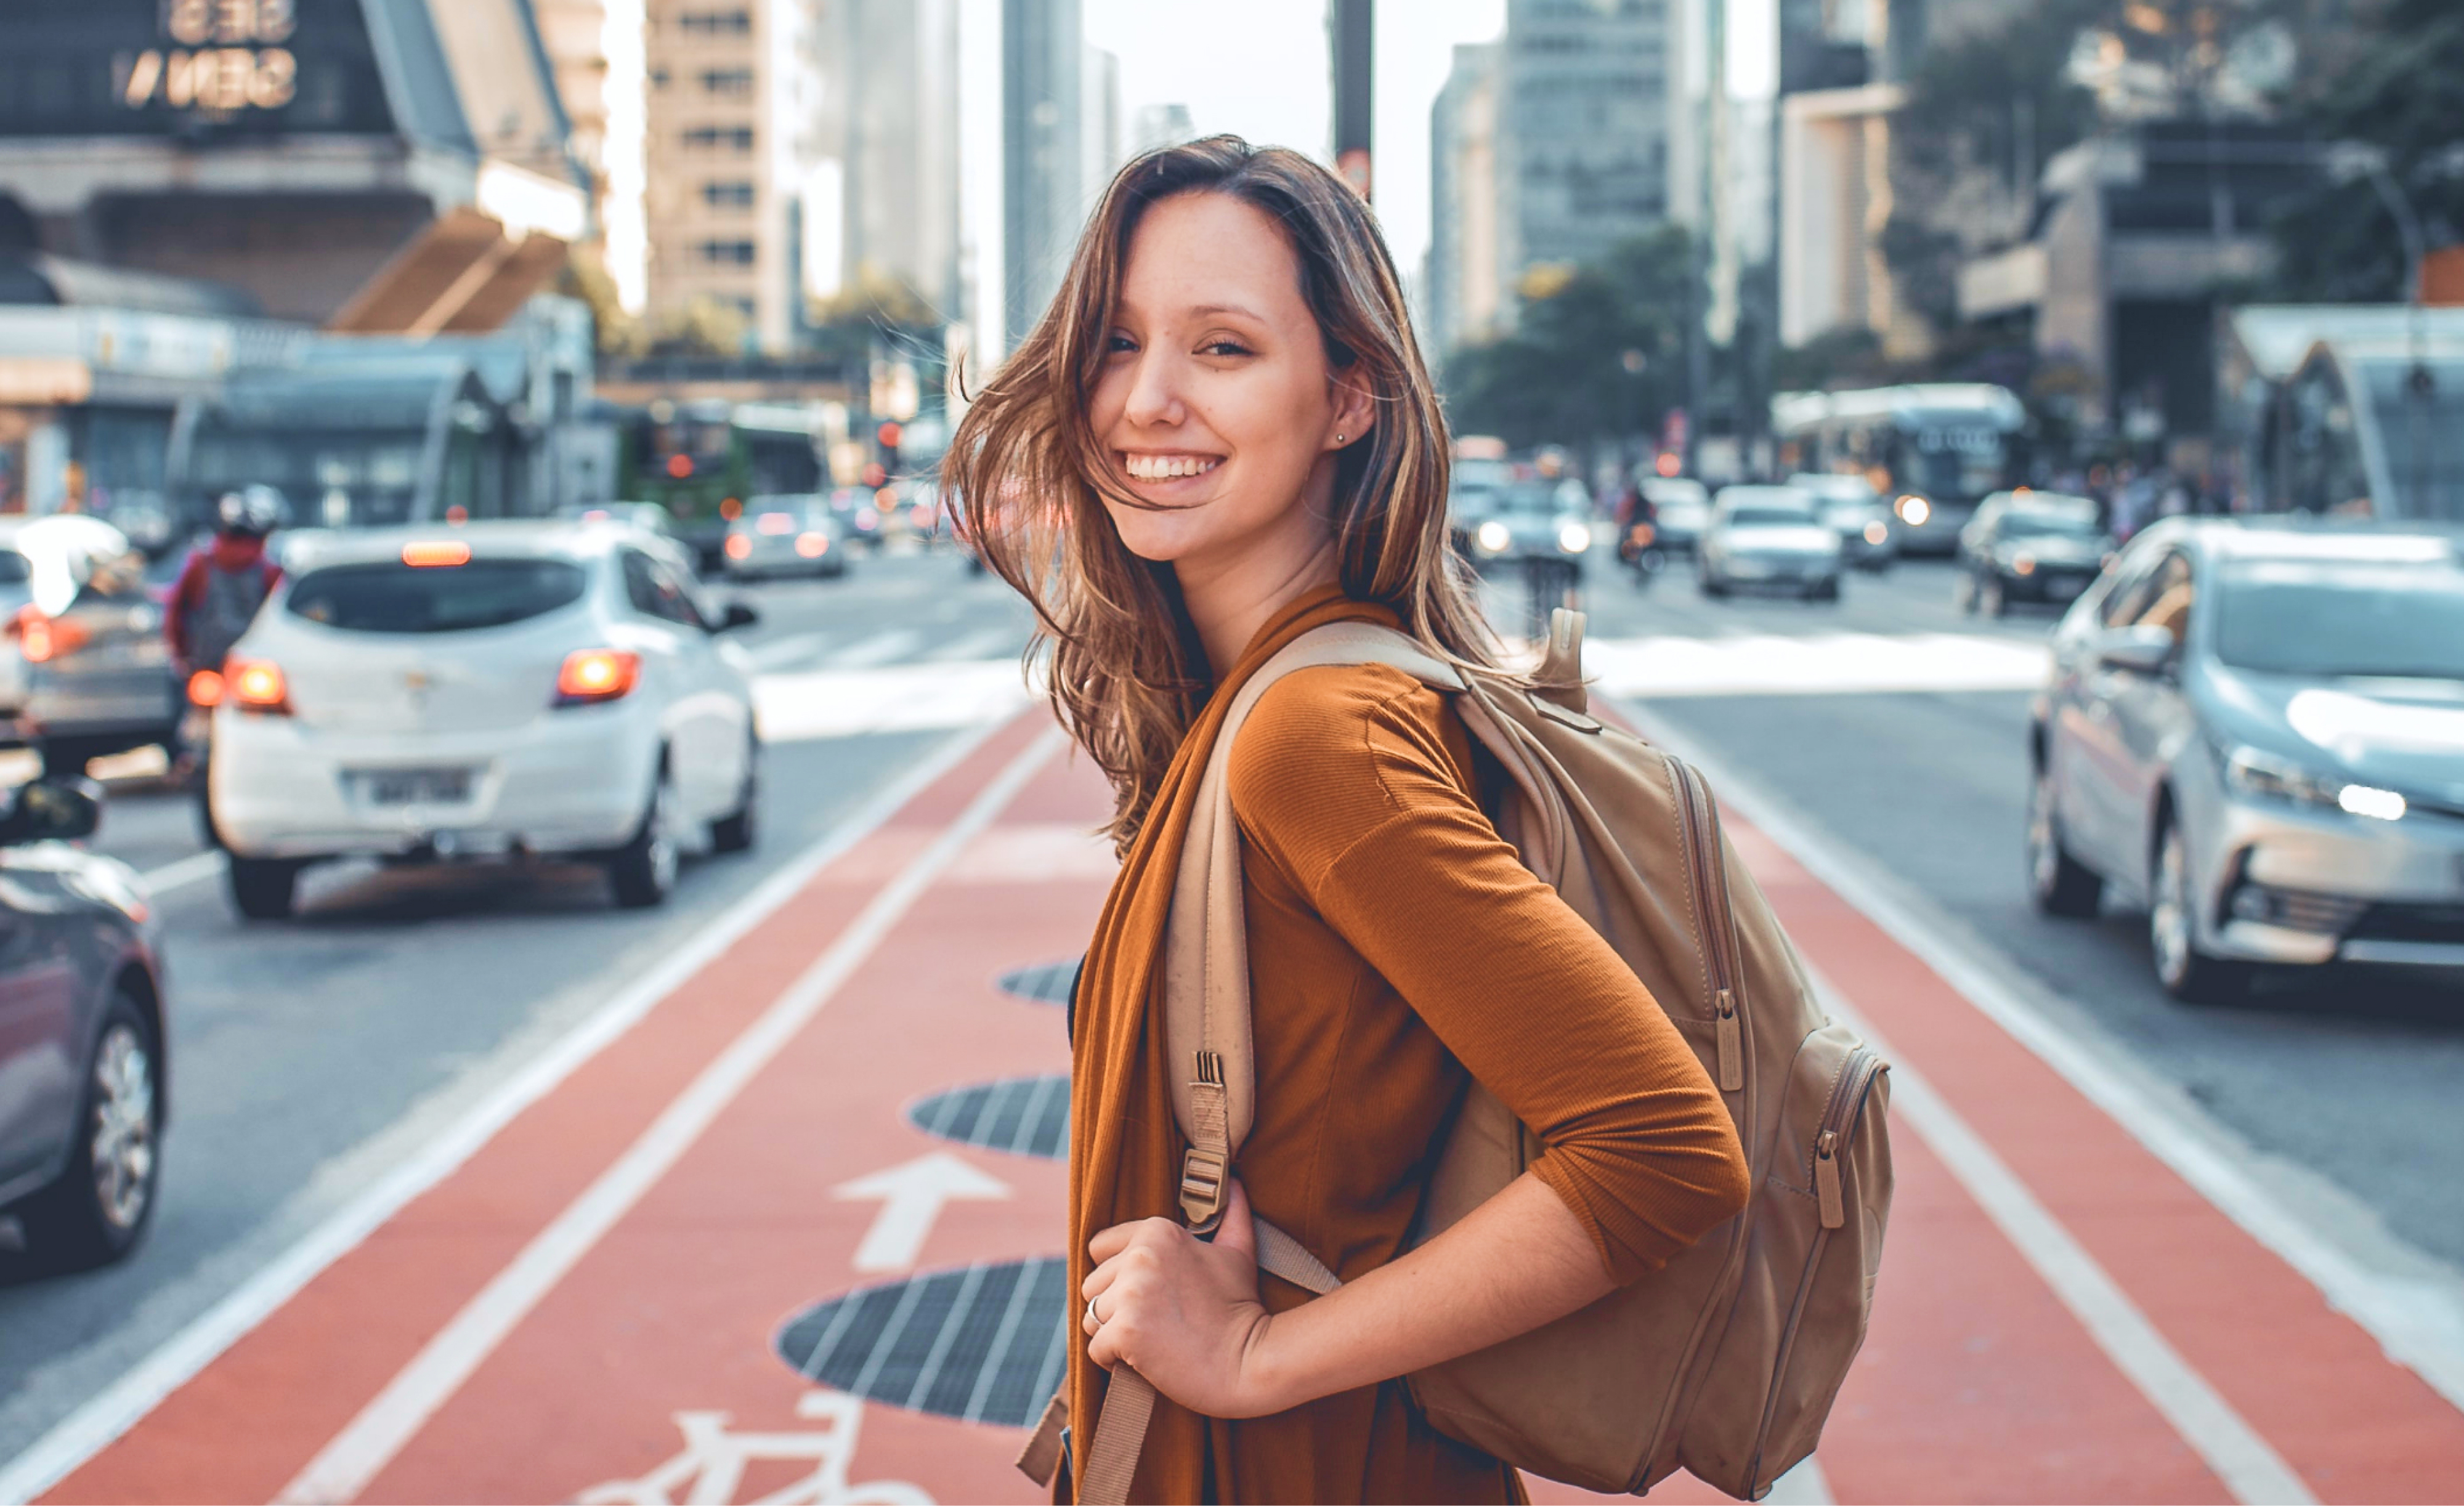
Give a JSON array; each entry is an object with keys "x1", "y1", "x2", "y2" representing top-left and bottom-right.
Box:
[
  {"x1": 0, "y1": 780, "x2": 169, "y2": 1270},
  {"x1": 1958, "y1": 490, "x2": 2112, "y2": 616}
]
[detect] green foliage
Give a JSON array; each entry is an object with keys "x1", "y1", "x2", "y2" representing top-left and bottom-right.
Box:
[
  {"x1": 647, "y1": 295, "x2": 751, "y2": 358},
  {"x1": 1897, "y1": 0, "x2": 2102, "y2": 187},
  {"x1": 556, "y1": 245, "x2": 642, "y2": 358},
  {"x1": 1440, "y1": 226, "x2": 1695, "y2": 448},
  {"x1": 2267, "y1": 0, "x2": 2464, "y2": 301}
]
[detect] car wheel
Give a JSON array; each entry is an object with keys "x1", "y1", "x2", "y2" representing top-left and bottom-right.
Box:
[
  {"x1": 2150, "y1": 817, "x2": 2249, "y2": 1004},
  {"x1": 608, "y1": 763, "x2": 681, "y2": 909},
  {"x1": 8, "y1": 989, "x2": 162, "y2": 1270},
  {"x1": 1698, "y1": 565, "x2": 1727, "y2": 599},
  {"x1": 709, "y1": 737, "x2": 759, "y2": 854},
  {"x1": 2026, "y1": 763, "x2": 2103, "y2": 918},
  {"x1": 1812, "y1": 577, "x2": 1841, "y2": 602},
  {"x1": 227, "y1": 854, "x2": 301, "y2": 920}
]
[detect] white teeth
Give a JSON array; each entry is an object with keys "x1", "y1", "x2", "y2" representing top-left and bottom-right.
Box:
[{"x1": 1125, "y1": 454, "x2": 1218, "y2": 480}]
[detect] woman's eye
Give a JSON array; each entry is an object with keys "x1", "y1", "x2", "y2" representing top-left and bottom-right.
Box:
[
  {"x1": 1105, "y1": 333, "x2": 1137, "y2": 354},
  {"x1": 1200, "y1": 339, "x2": 1253, "y2": 357}
]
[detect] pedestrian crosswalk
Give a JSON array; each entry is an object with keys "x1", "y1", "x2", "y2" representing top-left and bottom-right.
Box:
[{"x1": 747, "y1": 629, "x2": 2052, "y2": 744}]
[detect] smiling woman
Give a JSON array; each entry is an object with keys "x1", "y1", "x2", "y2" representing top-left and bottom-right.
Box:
[{"x1": 943, "y1": 138, "x2": 1749, "y2": 1506}]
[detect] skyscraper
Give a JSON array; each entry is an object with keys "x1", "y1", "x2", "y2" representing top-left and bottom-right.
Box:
[
  {"x1": 639, "y1": 0, "x2": 825, "y2": 353},
  {"x1": 1426, "y1": 42, "x2": 1502, "y2": 359},
  {"x1": 1003, "y1": 0, "x2": 1082, "y2": 350},
  {"x1": 828, "y1": 0, "x2": 965, "y2": 319},
  {"x1": 1497, "y1": 0, "x2": 1683, "y2": 293}
]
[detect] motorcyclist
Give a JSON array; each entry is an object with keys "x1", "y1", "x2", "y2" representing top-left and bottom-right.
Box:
[{"x1": 166, "y1": 485, "x2": 285, "y2": 683}]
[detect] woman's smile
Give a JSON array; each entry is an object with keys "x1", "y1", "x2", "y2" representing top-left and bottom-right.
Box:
[{"x1": 1118, "y1": 450, "x2": 1227, "y2": 487}]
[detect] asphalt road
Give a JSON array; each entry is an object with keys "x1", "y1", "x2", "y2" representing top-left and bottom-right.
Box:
[
  {"x1": 0, "y1": 546, "x2": 1039, "y2": 1466},
  {"x1": 4, "y1": 536, "x2": 2457, "y2": 1473}
]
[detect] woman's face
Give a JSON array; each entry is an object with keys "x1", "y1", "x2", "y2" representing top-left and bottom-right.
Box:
[{"x1": 1088, "y1": 192, "x2": 1372, "y2": 572}]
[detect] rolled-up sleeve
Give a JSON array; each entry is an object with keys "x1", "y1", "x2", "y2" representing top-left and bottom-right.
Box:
[{"x1": 1230, "y1": 668, "x2": 1752, "y2": 1284}]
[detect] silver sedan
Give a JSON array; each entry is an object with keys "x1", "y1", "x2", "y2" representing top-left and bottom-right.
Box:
[
  {"x1": 1698, "y1": 487, "x2": 1844, "y2": 602},
  {"x1": 2026, "y1": 517, "x2": 2464, "y2": 1002}
]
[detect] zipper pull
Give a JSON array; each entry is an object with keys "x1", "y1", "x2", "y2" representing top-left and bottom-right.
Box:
[
  {"x1": 1815, "y1": 1128, "x2": 1844, "y2": 1229},
  {"x1": 1713, "y1": 989, "x2": 1743, "y2": 1093}
]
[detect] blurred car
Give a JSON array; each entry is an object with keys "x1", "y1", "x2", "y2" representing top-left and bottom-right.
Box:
[
  {"x1": 1697, "y1": 487, "x2": 1842, "y2": 601},
  {"x1": 1463, "y1": 482, "x2": 1595, "y2": 575},
  {"x1": 825, "y1": 485, "x2": 887, "y2": 551},
  {"x1": 723, "y1": 496, "x2": 849, "y2": 580},
  {"x1": 0, "y1": 778, "x2": 169, "y2": 1271},
  {"x1": 1445, "y1": 455, "x2": 1514, "y2": 554},
  {"x1": 1789, "y1": 472, "x2": 1897, "y2": 571},
  {"x1": 2026, "y1": 519, "x2": 2464, "y2": 1003},
  {"x1": 1640, "y1": 477, "x2": 1712, "y2": 554},
  {"x1": 206, "y1": 523, "x2": 763, "y2": 920},
  {"x1": 557, "y1": 502, "x2": 678, "y2": 543},
  {"x1": 1958, "y1": 490, "x2": 2111, "y2": 616},
  {"x1": 0, "y1": 517, "x2": 180, "y2": 777}
]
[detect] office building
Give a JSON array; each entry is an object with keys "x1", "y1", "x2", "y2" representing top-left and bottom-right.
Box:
[
  {"x1": 1003, "y1": 0, "x2": 1082, "y2": 350},
  {"x1": 827, "y1": 0, "x2": 964, "y2": 318},
  {"x1": 1130, "y1": 103, "x2": 1197, "y2": 160},
  {"x1": 1084, "y1": 47, "x2": 1122, "y2": 202},
  {"x1": 1497, "y1": 0, "x2": 1684, "y2": 293},
  {"x1": 1426, "y1": 42, "x2": 1502, "y2": 358},
  {"x1": 639, "y1": 0, "x2": 824, "y2": 353}
]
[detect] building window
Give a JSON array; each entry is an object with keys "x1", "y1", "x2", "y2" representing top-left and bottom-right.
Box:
[
  {"x1": 683, "y1": 126, "x2": 755, "y2": 151},
  {"x1": 702, "y1": 180, "x2": 756, "y2": 209},
  {"x1": 697, "y1": 240, "x2": 758, "y2": 266},
  {"x1": 700, "y1": 68, "x2": 754, "y2": 97},
  {"x1": 678, "y1": 9, "x2": 752, "y2": 34}
]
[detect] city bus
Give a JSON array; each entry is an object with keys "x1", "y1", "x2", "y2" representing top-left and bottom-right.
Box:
[
  {"x1": 616, "y1": 401, "x2": 830, "y2": 570},
  {"x1": 1771, "y1": 384, "x2": 2027, "y2": 554}
]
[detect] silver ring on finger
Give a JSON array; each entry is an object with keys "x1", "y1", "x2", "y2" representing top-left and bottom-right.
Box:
[{"x1": 1085, "y1": 1295, "x2": 1103, "y2": 1329}]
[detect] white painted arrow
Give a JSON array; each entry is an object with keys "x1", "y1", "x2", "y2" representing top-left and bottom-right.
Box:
[{"x1": 833, "y1": 1151, "x2": 1012, "y2": 1273}]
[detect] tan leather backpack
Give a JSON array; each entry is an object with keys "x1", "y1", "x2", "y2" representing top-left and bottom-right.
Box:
[{"x1": 1066, "y1": 611, "x2": 1894, "y2": 1503}]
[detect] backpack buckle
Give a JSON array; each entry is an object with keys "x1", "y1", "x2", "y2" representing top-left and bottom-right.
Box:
[{"x1": 1179, "y1": 1147, "x2": 1228, "y2": 1230}]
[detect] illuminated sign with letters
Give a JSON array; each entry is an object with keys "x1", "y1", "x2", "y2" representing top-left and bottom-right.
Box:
[{"x1": 119, "y1": 0, "x2": 299, "y2": 112}]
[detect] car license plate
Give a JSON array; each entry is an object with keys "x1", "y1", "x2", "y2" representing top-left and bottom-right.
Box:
[{"x1": 354, "y1": 768, "x2": 472, "y2": 804}]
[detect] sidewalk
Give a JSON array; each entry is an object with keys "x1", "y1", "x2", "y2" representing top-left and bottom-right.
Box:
[{"x1": 15, "y1": 703, "x2": 2464, "y2": 1505}]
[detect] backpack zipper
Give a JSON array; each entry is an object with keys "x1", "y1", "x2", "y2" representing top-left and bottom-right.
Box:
[
  {"x1": 1666, "y1": 758, "x2": 1744, "y2": 1093},
  {"x1": 1810, "y1": 1048, "x2": 1884, "y2": 1229}
]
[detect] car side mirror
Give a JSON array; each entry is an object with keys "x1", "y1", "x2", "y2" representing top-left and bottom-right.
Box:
[
  {"x1": 2095, "y1": 623, "x2": 2178, "y2": 676},
  {"x1": 716, "y1": 600, "x2": 760, "y2": 633},
  {"x1": 0, "y1": 777, "x2": 102, "y2": 846}
]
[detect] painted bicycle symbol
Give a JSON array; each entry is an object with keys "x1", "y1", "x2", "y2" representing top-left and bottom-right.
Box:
[{"x1": 578, "y1": 1391, "x2": 933, "y2": 1506}]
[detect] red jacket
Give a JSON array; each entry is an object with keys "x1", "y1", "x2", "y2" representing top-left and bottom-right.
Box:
[{"x1": 166, "y1": 536, "x2": 282, "y2": 664}]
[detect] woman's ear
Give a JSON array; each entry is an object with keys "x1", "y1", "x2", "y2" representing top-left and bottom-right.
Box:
[{"x1": 1328, "y1": 366, "x2": 1379, "y2": 450}]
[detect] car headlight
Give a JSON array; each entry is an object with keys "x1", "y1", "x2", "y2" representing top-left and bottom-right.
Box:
[
  {"x1": 1475, "y1": 520, "x2": 1511, "y2": 553},
  {"x1": 2221, "y1": 745, "x2": 2407, "y2": 821},
  {"x1": 1897, "y1": 495, "x2": 1931, "y2": 526},
  {"x1": 1863, "y1": 520, "x2": 1889, "y2": 545},
  {"x1": 1558, "y1": 522, "x2": 1592, "y2": 553}
]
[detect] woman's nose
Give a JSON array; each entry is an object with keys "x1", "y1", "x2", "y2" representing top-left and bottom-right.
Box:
[{"x1": 1122, "y1": 351, "x2": 1186, "y2": 429}]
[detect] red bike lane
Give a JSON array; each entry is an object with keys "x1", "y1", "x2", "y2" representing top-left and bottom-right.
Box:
[{"x1": 30, "y1": 703, "x2": 2464, "y2": 1505}]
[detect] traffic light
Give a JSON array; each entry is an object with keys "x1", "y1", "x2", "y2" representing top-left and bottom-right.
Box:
[{"x1": 876, "y1": 420, "x2": 902, "y2": 476}]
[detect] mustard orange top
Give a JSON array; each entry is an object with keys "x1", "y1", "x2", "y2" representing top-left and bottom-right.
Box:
[{"x1": 1065, "y1": 588, "x2": 1747, "y2": 1504}]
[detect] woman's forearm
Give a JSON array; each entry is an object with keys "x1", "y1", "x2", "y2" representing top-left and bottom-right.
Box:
[{"x1": 1242, "y1": 1172, "x2": 1615, "y2": 1414}]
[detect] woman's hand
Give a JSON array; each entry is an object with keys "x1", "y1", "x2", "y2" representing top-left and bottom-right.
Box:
[{"x1": 1082, "y1": 1180, "x2": 1284, "y2": 1418}]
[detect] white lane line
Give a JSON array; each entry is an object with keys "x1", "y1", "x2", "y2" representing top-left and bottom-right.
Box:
[
  {"x1": 0, "y1": 711, "x2": 1026, "y2": 1506},
  {"x1": 272, "y1": 727, "x2": 1064, "y2": 1506},
  {"x1": 1762, "y1": 1456, "x2": 1834, "y2": 1505},
  {"x1": 139, "y1": 849, "x2": 225, "y2": 895},
  {"x1": 1610, "y1": 692, "x2": 2464, "y2": 1418},
  {"x1": 747, "y1": 632, "x2": 829, "y2": 671},
  {"x1": 825, "y1": 630, "x2": 924, "y2": 669},
  {"x1": 1811, "y1": 971, "x2": 2314, "y2": 1505}
]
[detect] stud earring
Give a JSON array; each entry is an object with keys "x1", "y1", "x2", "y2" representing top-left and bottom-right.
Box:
[{"x1": 1336, "y1": 432, "x2": 1346, "y2": 444}]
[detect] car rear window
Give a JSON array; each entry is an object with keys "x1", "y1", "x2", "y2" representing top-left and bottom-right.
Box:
[
  {"x1": 1727, "y1": 506, "x2": 1816, "y2": 528},
  {"x1": 286, "y1": 559, "x2": 589, "y2": 634}
]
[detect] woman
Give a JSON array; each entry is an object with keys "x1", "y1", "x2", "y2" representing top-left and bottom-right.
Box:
[{"x1": 950, "y1": 137, "x2": 1751, "y2": 1504}]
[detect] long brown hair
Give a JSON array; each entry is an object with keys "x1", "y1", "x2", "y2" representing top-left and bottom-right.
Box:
[{"x1": 947, "y1": 135, "x2": 1494, "y2": 851}]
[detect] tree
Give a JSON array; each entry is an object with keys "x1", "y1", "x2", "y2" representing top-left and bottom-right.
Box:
[
  {"x1": 646, "y1": 294, "x2": 750, "y2": 358},
  {"x1": 556, "y1": 245, "x2": 642, "y2": 358},
  {"x1": 2266, "y1": 0, "x2": 2464, "y2": 301},
  {"x1": 1441, "y1": 226, "x2": 1696, "y2": 451}
]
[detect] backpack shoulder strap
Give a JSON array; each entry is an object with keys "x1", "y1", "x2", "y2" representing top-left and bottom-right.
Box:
[{"x1": 1164, "y1": 621, "x2": 1461, "y2": 1229}]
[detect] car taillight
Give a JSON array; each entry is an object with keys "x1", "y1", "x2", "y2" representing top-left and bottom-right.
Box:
[
  {"x1": 11, "y1": 605, "x2": 89, "y2": 663},
  {"x1": 725, "y1": 535, "x2": 752, "y2": 560},
  {"x1": 402, "y1": 540, "x2": 472, "y2": 567},
  {"x1": 796, "y1": 532, "x2": 829, "y2": 557},
  {"x1": 188, "y1": 669, "x2": 225, "y2": 707},
  {"x1": 227, "y1": 658, "x2": 291, "y2": 714},
  {"x1": 556, "y1": 649, "x2": 641, "y2": 705}
]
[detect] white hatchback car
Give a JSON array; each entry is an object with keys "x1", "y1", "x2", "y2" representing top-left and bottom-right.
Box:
[{"x1": 206, "y1": 523, "x2": 761, "y2": 919}]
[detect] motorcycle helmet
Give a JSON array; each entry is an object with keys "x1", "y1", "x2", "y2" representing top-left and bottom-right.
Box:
[{"x1": 215, "y1": 485, "x2": 286, "y2": 539}]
